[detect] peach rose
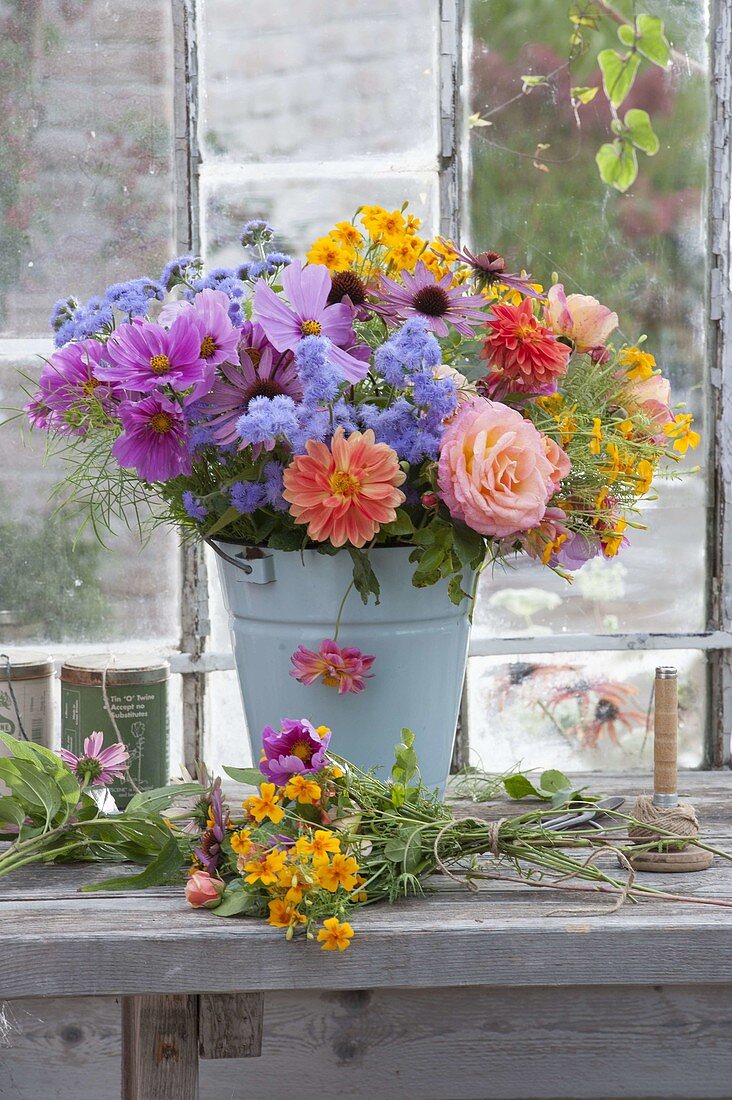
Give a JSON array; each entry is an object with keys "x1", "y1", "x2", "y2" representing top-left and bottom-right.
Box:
[
  {"x1": 437, "y1": 398, "x2": 569, "y2": 538},
  {"x1": 185, "y1": 870, "x2": 225, "y2": 909},
  {"x1": 545, "y1": 284, "x2": 618, "y2": 353},
  {"x1": 622, "y1": 373, "x2": 672, "y2": 426}
]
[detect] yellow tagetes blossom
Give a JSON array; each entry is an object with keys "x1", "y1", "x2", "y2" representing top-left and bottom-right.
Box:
[
  {"x1": 285, "y1": 774, "x2": 322, "y2": 805},
  {"x1": 589, "y1": 418, "x2": 603, "y2": 455},
  {"x1": 244, "y1": 782, "x2": 285, "y2": 824},
  {"x1": 230, "y1": 828, "x2": 253, "y2": 856},
  {"x1": 663, "y1": 413, "x2": 700, "y2": 454},
  {"x1": 267, "y1": 899, "x2": 306, "y2": 929},
  {"x1": 306, "y1": 236, "x2": 354, "y2": 272},
  {"x1": 601, "y1": 517, "x2": 628, "y2": 558},
  {"x1": 618, "y1": 345, "x2": 656, "y2": 382},
  {"x1": 635, "y1": 458, "x2": 654, "y2": 495},
  {"x1": 317, "y1": 917, "x2": 355, "y2": 951},
  {"x1": 243, "y1": 848, "x2": 288, "y2": 886},
  {"x1": 315, "y1": 852, "x2": 360, "y2": 893},
  {"x1": 295, "y1": 829, "x2": 341, "y2": 860},
  {"x1": 617, "y1": 418, "x2": 634, "y2": 438},
  {"x1": 330, "y1": 221, "x2": 363, "y2": 248},
  {"x1": 385, "y1": 234, "x2": 424, "y2": 272},
  {"x1": 361, "y1": 206, "x2": 406, "y2": 243}
]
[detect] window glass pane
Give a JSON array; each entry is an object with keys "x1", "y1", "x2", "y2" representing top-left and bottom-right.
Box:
[
  {"x1": 467, "y1": 0, "x2": 709, "y2": 635},
  {"x1": 0, "y1": 361, "x2": 180, "y2": 644},
  {"x1": 200, "y1": 0, "x2": 438, "y2": 163},
  {"x1": 0, "y1": 1, "x2": 176, "y2": 337},
  {"x1": 467, "y1": 649, "x2": 705, "y2": 772},
  {"x1": 207, "y1": 669, "x2": 250, "y2": 777}
]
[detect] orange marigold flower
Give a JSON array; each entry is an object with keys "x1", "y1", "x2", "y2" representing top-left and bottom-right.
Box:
[
  {"x1": 230, "y1": 828, "x2": 254, "y2": 855},
  {"x1": 244, "y1": 782, "x2": 285, "y2": 825},
  {"x1": 268, "y1": 898, "x2": 306, "y2": 929},
  {"x1": 663, "y1": 413, "x2": 700, "y2": 455},
  {"x1": 282, "y1": 426, "x2": 406, "y2": 548},
  {"x1": 284, "y1": 774, "x2": 322, "y2": 805},
  {"x1": 317, "y1": 916, "x2": 355, "y2": 951},
  {"x1": 315, "y1": 852, "x2": 360, "y2": 893},
  {"x1": 618, "y1": 345, "x2": 656, "y2": 382},
  {"x1": 296, "y1": 829, "x2": 341, "y2": 860},
  {"x1": 243, "y1": 849, "x2": 287, "y2": 886}
]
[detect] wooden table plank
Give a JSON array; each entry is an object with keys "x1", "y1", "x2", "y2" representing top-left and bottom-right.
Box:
[{"x1": 121, "y1": 994, "x2": 198, "y2": 1100}]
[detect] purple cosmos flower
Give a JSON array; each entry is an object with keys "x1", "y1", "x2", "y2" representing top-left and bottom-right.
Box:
[
  {"x1": 158, "y1": 288, "x2": 239, "y2": 369},
  {"x1": 194, "y1": 778, "x2": 227, "y2": 874},
  {"x1": 254, "y1": 261, "x2": 368, "y2": 382},
  {"x1": 113, "y1": 393, "x2": 192, "y2": 482},
  {"x1": 100, "y1": 314, "x2": 205, "y2": 394},
  {"x1": 27, "y1": 340, "x2": 119, "y2": 435},
  {"x1": 375, "y1": 261, "x2": 488, "y2": 337},
  {"x1": 198, "y1": 341, "x2": 302, "y2": 448},
  {"x1": 442, "y1": 241, "x2": 542, "y2": 299},
  {"x1": 259, "y1": 719, "x2": 332, "y2": 785},
  {"x1": 553, "y1": 531, "x2": 601, "y2": 570},
  {"x1": 59, "y1": 731, "x2": 129, "y2": 787}
]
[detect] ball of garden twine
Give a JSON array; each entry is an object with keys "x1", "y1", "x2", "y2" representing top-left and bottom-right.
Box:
[{"x1": 629, "y1": 794, "x2": 699, "y2": 842}]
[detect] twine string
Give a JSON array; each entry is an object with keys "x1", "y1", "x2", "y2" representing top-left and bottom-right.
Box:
[
  {"x1": 100, "y1": 656, "x2": 141, "y2": 795},
  {"x1": 0, "y1": 654, "x2": 30, "y2": 742},
  {"x1": 628, "y1": 794, "x2": 699, "y2": 842}
]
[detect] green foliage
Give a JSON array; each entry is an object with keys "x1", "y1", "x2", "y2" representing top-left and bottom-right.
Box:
[
  {"x1": 347, "y1": 547, "x2": 381, "y2": 605},
  {"x1": 223, "y1": 766, "x2": 265, "y2": 787},
  {"x1": 81, "y1": 836, "x2": 185, "y2": 892},
  {"x1": 502, "y1": 767, "x2": 595, "y2": 807}
]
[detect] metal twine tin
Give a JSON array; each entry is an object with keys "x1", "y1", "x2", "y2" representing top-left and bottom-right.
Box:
[
  {"x1": 0, "y1": 651, "x2": 54, "y2": 746},
  {"x1": 60, "y1": 655, "x2": 169, "y2": 808}
]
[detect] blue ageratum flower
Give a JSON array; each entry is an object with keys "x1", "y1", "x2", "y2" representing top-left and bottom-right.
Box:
[
  {"x1": 104, "y1": 278, "x2": 164, "y2": 318},
  {"x1": 182, "y1": 491, "x2": 207, "y2": 522},
  {"x1": 230, "y1": 481, "x2": 266, "y2": 514}
]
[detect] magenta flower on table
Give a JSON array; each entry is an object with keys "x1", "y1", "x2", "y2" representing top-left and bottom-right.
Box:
[
  {"x1": 100, "y1": 314, "x2": 206, "y2": 394},
  {"x1": 198, "y1": 343, "x2": 302, "y2": 448},
  {"x1": 254, "y1": 260, "x2": 368, "y2": 383},
  {"x1": 290, "y1": 639, "x2": 375, "y2": 695},
  {"x1": 112, "y1": 393, "x2": 192, "y2": 482},
  {"x1": 375, "y1": 261, "x2": 487, "y2": 337},
  {"x1": 59, "y1": 731, "x2": 129, "y2": 787},
  {"x1": 260, "y1": 719, "x2": 332, "y2": 785}
]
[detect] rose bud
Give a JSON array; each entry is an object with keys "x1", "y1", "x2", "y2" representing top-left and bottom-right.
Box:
[{"x1": 185, "y1": 870, "x2": 225, "y2": 909}]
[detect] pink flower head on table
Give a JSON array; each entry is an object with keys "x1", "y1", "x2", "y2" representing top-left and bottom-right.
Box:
[{"x1": 59, "y1": 732, "x2": 129, "y2": 786}]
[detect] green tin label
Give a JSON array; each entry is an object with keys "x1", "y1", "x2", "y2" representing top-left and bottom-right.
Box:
[{"x1": 61, "y1": 679, "x2": 169, "y2": 808}]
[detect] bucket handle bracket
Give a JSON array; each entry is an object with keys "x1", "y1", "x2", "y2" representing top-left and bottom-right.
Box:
[{"x1": 206, "y1": 539, "x2": 275, "y2": 584}]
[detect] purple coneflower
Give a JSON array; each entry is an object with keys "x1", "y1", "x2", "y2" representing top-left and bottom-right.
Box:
[
  {"x1": 112, "y1": 393, "x2": 192, "y2": 482},
  {"x1": 194, "y1": 779, "x2": 227, "y2": 874},
  {"x1": 59, "y1": 732, "x2": 129, "y2": 787},
  {"x1": 254, "y1": 261, "x2": 368, "y2": 382},
  {"x1": 375, "y1": 261, "x2": 487, "y2": 337},
  {"x1": 100, "y1": 314, "x2": 205, "y2": 393},
  {"x1": 444, "y1": 241, "x2": 542, "y2": 299},
  {"x1": 199, "y1": 343, "x2": 302, "y2": 448}
]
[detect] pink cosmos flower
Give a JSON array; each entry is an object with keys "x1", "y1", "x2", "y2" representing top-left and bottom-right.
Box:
[
  {"x1": 185, "y1": 870, "x2": 225, "y2": 909},
  {"x1": 27, "y1": 340, "x2": 120, "y2": 434},
  {"x1": 545, "y1": 284, "x2": 618, "y2": 354},
  {"x1": 480, "y1": 297, "x2": 571, "y2": 397},
  {"x1": 159, "y1": 288, "x2": 239, "y2": 369},
  {"x1": 254, "y1": 261, "x2": 368, "y2": 382},
  {"x1": 260, "y1": 719, "x2": 332, "y2": 784},
  {"x1": 290, "y1": 639, "x2": 375, "y2": 694},
  {"x1": 375, "y1": 261, "x2": 487, "y2": 337},
  {"x1": 113, "y1": 393, "x2": 192, "y2": 482},
  {"x1": 100, "y1": 314, "x2": 205, "y2": 394},
  {"x1": 59, "y1": 731, "x2": 129, "y2": 786},
  {"x1": 437, "y1": 398, "x2": 566, "y2": 538},
  {"x1": 283, "y1": 426, "x2": 406, "y2": 548},
  {"x1": 199, "y1": 343, "x2": 302, "y2": 448}
]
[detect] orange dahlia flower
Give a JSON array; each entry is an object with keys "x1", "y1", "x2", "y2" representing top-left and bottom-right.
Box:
[{"x1": 282, "y1": 427, "x2": 406, "y2": 548}]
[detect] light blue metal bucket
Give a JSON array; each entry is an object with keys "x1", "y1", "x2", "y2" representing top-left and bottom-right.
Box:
[{"x1": 213, "y1": 543, "x2": 473, "y2": 792}]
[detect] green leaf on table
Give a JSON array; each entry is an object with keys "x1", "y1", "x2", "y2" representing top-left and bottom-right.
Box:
[
  {"x1": 0, "y1": 796, "x2": 25, "y2": 828},
  {"x1": 596, "y1": 139, "x2": 638, "y2": 192},
  {"x1": 539, "y1": 769, "x2": 572, "y2": 794},
  {"x1": 223, "y1": 766, "x2": 265, "y2": 787},
  {"x1": 348, "y1": 547, "x2": 381, "y2": 605},
  {"x1": 598, "y1": 49, "x2": 641, "y2": 108},
  {"x1": 383, "y1": 827, "x2": 423, "y2": 874},
  {"x1": 125, "y1": 782, "x2": 208, "y2": 817},
  {"x1": 213, "y1": 880, "x2": 261, "y2": 918},
  {"x1": 623, "y1": 109, "x2": 660, "y2": 155},
  {"x1": 81, "y1": 836, "x2": 184, "y2": 892},
  {"x1": 502, "y1": 774, "x2": 543, "y2": 800},
  {"x1": 0, "y1": 734, "x2": 80, "y2": 820},
  {"x1": 0, "y1": 758, "x2": 61, "y2": 827},
  {"x1": 618, "y1": 15, "x2": 670, "y2": 67}
]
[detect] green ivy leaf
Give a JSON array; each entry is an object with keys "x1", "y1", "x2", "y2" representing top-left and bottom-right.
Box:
[
  {"x1": 597, "y1": 49, "x2": 641, "y2": 108},
  {"x1": 347, "y1": 548, "x2": 381, "y2": 605},
  {"x1": 618, "y1": 14, "x2": 670, "y2": 68},
  {"x1": 223, "y1": 766, "x2": 265, "y2": 787},
  {"x1": 539, "y1": 769, "x2": 572, "y2": 793},
  {"x1": 623, "y1": 108, "x2": 660, "y2": 155},
  {"x1": 595, "y1": 139, "x2": 638, "y2": 192}
]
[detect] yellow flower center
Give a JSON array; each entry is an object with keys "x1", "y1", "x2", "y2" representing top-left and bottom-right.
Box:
[
  {"x1": 200, "y1": 335, "x2": 217, "y2": 359},
  {"x1": 330, "y1": 470, "x2": 361, "y2": 498},
  {"x1": 300, "y1": 319, "x2": 322, "y2": 336},
  {"x1": 149, "y1": 412, "x2": 173, "y2": 434},
  {"x1": 290, "y1": 739, "x2": 313, "y2": 762},
  {"x1": 149, "y1": 353, "x2": 171, "y2": 375},
  {"x1": 82, "y1": 378, "x2": 100, "y2": 396}
]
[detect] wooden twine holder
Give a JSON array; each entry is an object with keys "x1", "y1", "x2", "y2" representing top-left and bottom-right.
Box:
[{"x1": 628, "y1": 667, "x2": 713, "y2": 873}]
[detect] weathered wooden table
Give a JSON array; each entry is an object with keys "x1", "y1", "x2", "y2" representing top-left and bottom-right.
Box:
[{"x1": 2, "y1": 772, "x2": 732, "y2": 1100}]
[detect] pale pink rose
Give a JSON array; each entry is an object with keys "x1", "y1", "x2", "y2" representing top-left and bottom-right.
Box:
[
  {"x1": 185, "y1": 870, "x2": 225, "y2": 909},
  {"x1": 437, "y1": 398, "x2": 565, "y2": 538},
  {"x1": 623, "y1": 373, "x2": 672, "y2": 427},
  {"x1": 545, "y1": 284, "x2": 618, "y2": 353},
  {"x1": 542, "y1": 435, "x2": 571, "y2": 492}
]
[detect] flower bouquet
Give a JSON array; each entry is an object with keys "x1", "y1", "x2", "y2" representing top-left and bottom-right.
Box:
[
  {"x1": 22, "y1": 203, "x2": 696, "y2": 785},
  {"x1": 0, "y1": 726, "x2": 728, "y2": 954}
]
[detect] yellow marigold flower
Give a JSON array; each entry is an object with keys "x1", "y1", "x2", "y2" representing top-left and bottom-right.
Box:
[
  {"x1": 386, "y1": 234, "x2": 424, "y2": 272},
  {"x1": 330, "y1": 221, "x2": 363, "y2": 248},
  {"x1": 230, "y1": 828, "x2": 253, "y2": 856},
  {"x1": 663, "y1": 413, "x2": 700, "y2": 454},
  {"x1": 635, "y1": 458, "x2": 654, "y2": 495},
  {"x1": 306, "y1": 236, "x2": 354, "y2": 272},
  {"x1": 557, "y1": 412, "x2": 577, "y2": 447},
  {"x1": 315, "y1": 852, "x2": 360, "y2": 893},
  {"x1": 588, "y1": 418, "x2": 603, "y2": 455},
  {"x1": 267, "y1": 898, "x2": 306, "y2": 929},
  {"x1": 601, "y1": 517, "x2": 628, "y2": 558},
  {"x1": 243, "y1": 848, "x2": 287, "y2": 886},
  {"x1": 405, "y1": 212, "x2": 422, "y2": 234},
  {"x1": 276, "y1": 865, "x2": 307, "y2": 904},
  {"x1": 541, "y1": 532, "x2": 568, "y2": 566},
  {"x1": 244, "y1": 782, "x2": 285, "y2": 825},
  {"x1": 618, "y1": 345, "x2": 656, "y2": 382},
  {"x1": 536, "y1": 393, "x2": 563, "y2": 413},
  {"x1": 331, "y1": 765, "x2": 344, "y2": 780},
  {"x1": 284, "y1": 774, "x2": 322, "y2": 806},
  {"x1": 617, "y1": 418, "x2": 634, "y2": 438},
  {"x1": 295, "y1": 829, "x2": 341, "y2": 860},
  {"x1": 601, "y1": 441, "x2": 621, "y2": 483},
  {"x1": 362, "y1": 206, "x2": 406, "y2": 243},
  {"x1": 317, "y1": 916, "x2": 355, "y2": 951}
]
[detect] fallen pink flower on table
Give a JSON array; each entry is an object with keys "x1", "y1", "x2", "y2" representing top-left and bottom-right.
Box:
[
  {"x1": 59, "y1": 732, "x2": 129, "y2": 786},
  {"x1": 290, "y1": 639, "x2": 375, "y2": 695}
]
